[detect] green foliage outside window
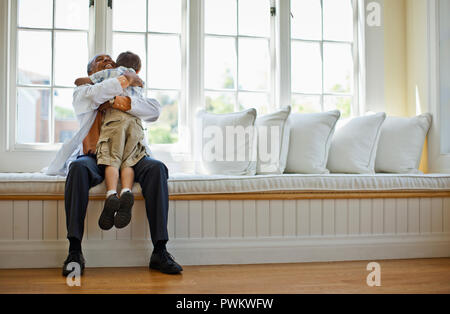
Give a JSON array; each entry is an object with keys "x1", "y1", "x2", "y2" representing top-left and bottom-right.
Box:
[{"x1": 148, "y1": 93, "x2": 179, "y2": 144}]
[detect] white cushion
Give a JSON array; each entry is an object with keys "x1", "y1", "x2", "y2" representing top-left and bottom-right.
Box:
[
  {"x1": 285, "y1": 110, "x2": 340, "y2": 174},
  {"x1": 255, "y1": 106, "x2": 291, "y2": 175},
  {"x1": 375, "y1": 113, "x2": 432, "y2": 173},
  {"x1": 194, "y1": 109, "x2": 257, "y2": 176},
  {"x1": 0, "y1": 172, "x2": 449, "y2": 196},
  {"x1": 327, "y1": 112, "x2": 386, "y2": 174}
]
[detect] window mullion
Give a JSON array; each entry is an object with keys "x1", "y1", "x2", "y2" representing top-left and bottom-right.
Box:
[
  {"x1": 352, "y1": 0, "x2": 361, "y2": 116},
  {"x1": 277, "y1": 0, "x2": 291, "y2": 109},
  {"x1": 145, "y1": 0, "x2": 149, "y2": 99},
  {"x1": 235, "y1": 0, "x2": 239, "y2": 112},
  {"x1": 8, "y1": 0, "x2": 18, "y2": 150},
  {"x1": 269, "y1": 1, "x2": 276, "y2": 111},
  {"x1": 50, "y1": 0, "x2": 56, "y2": 144},
  {"x1": 188, "y1": 0, "x2": 204, "y2": 154},
  {"x1": 235, "y1": 34, "x2": 239, "y2": 111},
  {"x1": 320, "y1": 0, "x2": 324, "y2": 112},
  {"x1": 179, "y1": 0, "x2": 189, "y2": 152},
  {"x1": 94, "y1": 0, "x2": 111, "y2": 55},
  {"x1": 88, "y1": 0, "x2": 96, "y2": 58}
]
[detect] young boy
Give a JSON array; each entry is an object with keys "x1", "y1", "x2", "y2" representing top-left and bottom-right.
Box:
[{"x1": 75, "y1": 51, "x2": 146, "y2": 230}]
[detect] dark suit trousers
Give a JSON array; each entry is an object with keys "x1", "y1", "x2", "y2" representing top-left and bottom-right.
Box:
[{"x1": 64, "y1": 154, "x2": 169, "y2": 246}]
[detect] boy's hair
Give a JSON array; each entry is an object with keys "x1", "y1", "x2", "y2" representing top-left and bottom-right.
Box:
[{"x1": 116, "y1": 51, "x2": 142, "y2": 73}]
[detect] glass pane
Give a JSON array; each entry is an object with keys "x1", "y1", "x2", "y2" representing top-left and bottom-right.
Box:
[
  {"x1": 323, "y1": 43, "x2": 353, "y2": 93},
  {"x1": 291, "y1": 41, "x2": 322, "y2": 94},
  {"x1": 147, "y1": 90, "x2": 179, "y2": 144},
  {"x1": 324, "y1": 96, "x2": 352, "y2": 118},
  {"x1": 55, "y1": 0, "x2": 90, "y2": 30},
  {"x1": 292, "y1": 94, "x2": 321, "y2": 113},
  {"x1": 323, "y1": 0, "x2": 353, "y2": 41},
  {"x1": 238, "y1": 38, "x2": 270, "y2": 91},
  {"x1": 54, "y1": 32, "x2": 89, "y2": 87},
  {"x1": 113, "y1": 33, "x2": 147, "y2": 83},
  {"x1": 18, "y1": 0, "x2": 53, "y2": 28},
  {"x1": 148, "y1": 34, "x2": 181, "y2": 89},
  {"x1": 17, "y1": 30, "x2": 52, "y2": 85},
  {"x1": 54, "y1": 88, "x2": 78, "y2": 143},
  {"x1": 291, "y1": 0, "x2": 322, "y2": 40},
  {"x1": 148, "y1": 0, "x2": 181, "y2": 33},
  {"x1": 205, "y1": 92, "x2": 235, "y2": 114},
  {"x1": 238, "y1": 0, "x2": 270, "y2": 37},
  {"x1": 17, "y1": 88, "x2": 50, "y2": 143},
  {"x1": 238, "y1": 92, "x2": 269, "y2": 115},
  {"x1": 205, "y1": 0, "x2": 237, "y2": 35},
  {"x1": 205, "y1": 37, "x2": 236, "y2": 90},
  {"x1": 113, "y1": 0, "x2": 146, "y2": 32}
]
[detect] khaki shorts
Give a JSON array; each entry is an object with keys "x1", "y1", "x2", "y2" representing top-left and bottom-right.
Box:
[{"x1": 96, "y1": 109, "x2": 147, "y2": 169}]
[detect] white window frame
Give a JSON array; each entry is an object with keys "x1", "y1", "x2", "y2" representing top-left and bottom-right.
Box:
[{"x1": 0, "y1": 0, "x2": 365, "y2": 172}]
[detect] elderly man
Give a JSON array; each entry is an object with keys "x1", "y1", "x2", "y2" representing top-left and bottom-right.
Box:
[{"x1": 45, "y1": 54, "x2": 182, "y2": 275}]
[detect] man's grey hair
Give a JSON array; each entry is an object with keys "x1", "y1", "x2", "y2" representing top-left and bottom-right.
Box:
[{"x1": 87, "y1": 54, "x2": 101, "y2": 74}]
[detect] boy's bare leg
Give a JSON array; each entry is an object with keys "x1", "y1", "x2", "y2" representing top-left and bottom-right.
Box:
[
  {"x1": 99, "y1": 165, "x2": 120, "y2": 230},
  {"x1": 120, "y1": 167, "x2": 134, "y2": 192},
  {"x1": 105, "y1": 166, "x2": 119, "y2": 193},
  {"x1": 115, "y1": 167, "x2": 135, "y2": 229}
]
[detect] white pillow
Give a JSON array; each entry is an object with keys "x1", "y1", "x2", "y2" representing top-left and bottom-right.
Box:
[
  {"x1": 327, "y1": 112, "x2": 386, "y2": 174},
  {"x1": 194, "y1": 109, "x2": 258, "y2": 176},
  {"x1": 255, "y1": 106, "x2": 291, "y2": 175},
  {"x1": 375, "y1": 113, "x2": 432, "y2": 173},
  {"x1": 285, "y1": 110, "x2": 340, "y2": 174}
]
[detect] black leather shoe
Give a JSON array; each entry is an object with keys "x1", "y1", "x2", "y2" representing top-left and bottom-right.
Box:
[
  {"x1": 115, "y1": 191, "x2": 134, "y2": 229},
  {"x1": 62, "y1": 251, "x2": 85, "y2": 277},
  {"x1": 149, "y1": 250, "x2": 183, "y2": 274},
  {"x1": 99, "y1": 194, "x2": 120, "y2": 230}
]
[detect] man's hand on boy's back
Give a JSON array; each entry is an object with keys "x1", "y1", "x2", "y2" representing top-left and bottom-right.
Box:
[
  {"x1": 74, "y1": 77, "x2": 93, "y2": 86},
  {"x1": 113, "y1": 96, "x2": 131, "y2": 112},
  {"x1": 123, "y1": 71, "x2": 143, "y2": 87},
  {"x1": 97, "y1": 96, "x2": 131, "y2": 113}
]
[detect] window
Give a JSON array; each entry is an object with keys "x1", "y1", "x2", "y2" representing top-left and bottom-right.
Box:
[
  {"x1": 3, "y1": 0, "x2": 362, "y2": 171},
  {"x1": 204, "y1": 0, "x2": 273, "y2": 115},
  {"x1": 13, "y1": 0, "x2": 91, "y2": 146},
  {"x1": 112, "y1": 0, "x2": 185, "y2": 145},
  {"x1": 290, "y1": 0, "x2": 356, "y2": 118}
]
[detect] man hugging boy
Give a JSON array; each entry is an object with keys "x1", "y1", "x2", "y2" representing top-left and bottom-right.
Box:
[{"x1": 75, "y1": 51, "x2": 146, "y2": 230}]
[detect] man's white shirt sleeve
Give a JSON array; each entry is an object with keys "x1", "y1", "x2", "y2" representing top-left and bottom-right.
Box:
[
  {"x1": 128, "y1": 94, "x2": 161, "y2": 123},
  {"x1": 72, "y1": 77, "x2": 123, "y2": 115}
]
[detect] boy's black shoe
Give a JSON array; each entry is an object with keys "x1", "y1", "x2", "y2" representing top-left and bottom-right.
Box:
[
  {"x1": 149, "y1": 249, "x2": 183, "y2": 274},
  {"x1": 115, "y1": 191, "x2": 134, "y2": 229},
  {"x1": 99, "y1": 194, "x2": 120, "y2": 230},
  {"x1": 62, "y1": 251, "x2": 85, "y2": 277}
]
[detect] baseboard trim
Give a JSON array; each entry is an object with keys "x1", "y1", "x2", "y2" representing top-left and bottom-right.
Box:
[{"x1": 0, "y1": 234, "x2": 449, "y2": 268}]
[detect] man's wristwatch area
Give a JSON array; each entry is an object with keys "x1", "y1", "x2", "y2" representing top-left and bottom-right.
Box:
[{"x1": 109, "y1": 97, "x2": 116, "y2": 108}]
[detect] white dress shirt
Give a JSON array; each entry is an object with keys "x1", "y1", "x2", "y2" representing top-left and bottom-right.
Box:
[{"x1": 43, "y1": 77, "x2": 161, "y2": 176}]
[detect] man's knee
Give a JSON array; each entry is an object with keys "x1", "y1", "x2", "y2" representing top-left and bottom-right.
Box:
[
  {"x1": 68, "y1": 159, "x2": 90, "y2": 176},
  {"x1": 139, "y1": 158, "x2": 169, "y2": 177}
]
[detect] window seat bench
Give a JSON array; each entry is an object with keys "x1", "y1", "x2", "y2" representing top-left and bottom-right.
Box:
[
  {"x1": 1, "y1": 172, "x2": 449, "y2": 200},
  {"x1": 0, "y1": 172, "x2": 449, "y2": 269}
]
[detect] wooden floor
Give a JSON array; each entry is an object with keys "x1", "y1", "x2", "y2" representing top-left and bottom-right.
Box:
[{"x1": 0, "y1": 258, "x2": 449, "y2": 294}]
